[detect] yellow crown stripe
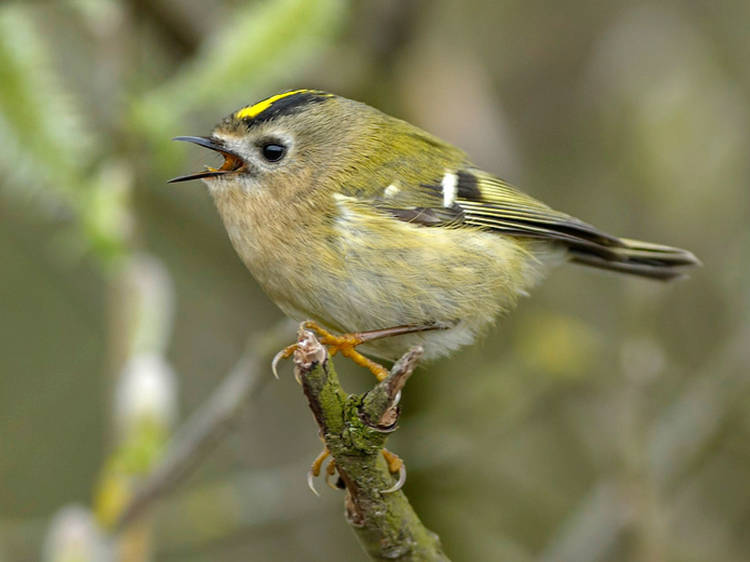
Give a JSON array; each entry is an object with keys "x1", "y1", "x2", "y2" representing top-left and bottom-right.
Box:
[{"x1": 235, "y1": 89, "x2": 317, "y2": 120}]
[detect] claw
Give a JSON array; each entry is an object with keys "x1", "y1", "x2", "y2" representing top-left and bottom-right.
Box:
[
  {"x1": 380, "y1": 449, "x2": 406, "y2": 493},
  {"x1": 307, "y1": 470, "x2": 320, "y2": 496},
  {"x1": 271, "y1": 349, "x2": 285, "y2": 380},
  {"x1": 381, "y1": 463, "x2": 407, "y2": 494},
  {"x1": 271, "y1": 344, "x2": 297, "y2": 380},
  {"x1": 325, "y1": 459, "x2": 339, "y2": 491},
  {"x1": 307, "y1": 448, "x2": 330, "y2": 496}
]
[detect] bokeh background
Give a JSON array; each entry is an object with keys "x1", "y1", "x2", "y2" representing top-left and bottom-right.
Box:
[{"x1": 1, "y1": 1, "x2": 749, "y2": 560}]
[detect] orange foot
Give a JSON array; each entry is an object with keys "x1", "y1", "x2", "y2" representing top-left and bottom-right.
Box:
[
  {"x1": 307, "y1": 447, "x2": 407, "y2": 495},
  {"x1": 273, "y1": 320, "x2": 443, "y2": 381}
]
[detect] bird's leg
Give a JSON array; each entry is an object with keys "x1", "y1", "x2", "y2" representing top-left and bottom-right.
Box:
[
  {"x1": 297, "y1": 334, "x2": 423, "y2": 496},
  {"x1": 307, "y1": 445, "x2": 344, "y2": 495},
  {"x1": 306, "y1": 446, "x2": 407, "y2": 495},
  {"x1": 273, "y1": 320, "x2": 443, "y2": 381}
]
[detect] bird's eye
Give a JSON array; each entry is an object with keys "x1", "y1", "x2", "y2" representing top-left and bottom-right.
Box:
[{"x1": 261, "y1": 143, "x2": 286, "y2": 162}]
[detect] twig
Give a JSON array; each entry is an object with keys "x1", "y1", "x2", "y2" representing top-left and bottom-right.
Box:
[
  {"x1": 114, "y1": 323, "x2": 293, "y2": 531},
  {"x1": 294, "y1": 328, "x2": 450, "y2": 561}
]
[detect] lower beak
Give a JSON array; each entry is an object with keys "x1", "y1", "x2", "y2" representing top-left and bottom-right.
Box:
[
  {"x1": 168, "y1": 136, "x2": 242, "y2": 183},
  {"x1": 168, "y1": 169, "x2": 228, "y2": 183}
]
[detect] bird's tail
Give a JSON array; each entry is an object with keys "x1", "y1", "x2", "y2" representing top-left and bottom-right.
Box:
[
  {"x1": 568, "y1": 237, "x2": 701, "y2": 281},
  {"x1": 451, "y1": 172, "x2": 700, "y2": 280}
]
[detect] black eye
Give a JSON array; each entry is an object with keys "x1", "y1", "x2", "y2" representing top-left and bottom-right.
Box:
[{"x1": 261, "y1": 143, "x2": 286, "y2": 162}]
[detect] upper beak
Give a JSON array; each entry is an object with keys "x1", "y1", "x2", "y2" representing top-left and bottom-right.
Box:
[{"x1": 168, "y1": 136, "x2": 243, "y2": 183}]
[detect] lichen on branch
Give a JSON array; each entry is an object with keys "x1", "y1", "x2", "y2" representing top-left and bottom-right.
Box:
[{"x1": 293, "y1": 328, "x2": 450, "y2": 561}]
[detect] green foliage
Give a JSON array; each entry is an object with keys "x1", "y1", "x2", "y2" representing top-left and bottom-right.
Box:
[{"x1": 0, "y1": 5, "x2": 92, "y2": 208}]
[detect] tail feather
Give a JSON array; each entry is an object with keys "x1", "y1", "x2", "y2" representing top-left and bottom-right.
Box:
[
  {"x1": 568, "y1": 237, "x2": 701, "y2": 281},
  {"x1": 450, "y1": 171, "x2": 699, "y2": 281}
]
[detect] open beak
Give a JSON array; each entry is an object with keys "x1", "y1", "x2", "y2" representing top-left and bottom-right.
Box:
[{"x1": 168, "y1": 136, "x2": 244, "y2": 183}]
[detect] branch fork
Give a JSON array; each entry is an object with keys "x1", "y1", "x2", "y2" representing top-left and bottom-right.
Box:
[{"x1": 292, "y1": 327, "x2": 449, "y2": 561}]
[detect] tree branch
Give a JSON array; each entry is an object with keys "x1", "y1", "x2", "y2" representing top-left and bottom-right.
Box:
[{"x1": 293, "y1": 328, "x2": 450, "y2": 561}]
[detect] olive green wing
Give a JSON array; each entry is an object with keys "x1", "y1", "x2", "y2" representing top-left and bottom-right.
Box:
[
  {"x1": 366, "y1": 167, "x2": 699, "y2": 280},
  {"x1": 369, "y1": 167, "x2": 618, "y2": 246},
  {"x1": 452, "y1": 170, "x2": 628, "y2": 251}
]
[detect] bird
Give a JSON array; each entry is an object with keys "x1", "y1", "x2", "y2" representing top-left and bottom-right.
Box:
[
  {"x1": 170, "y1": 88, "x2": 699, "y2": 493},
  {"x1": 170, "y1": 88, "x2": 699, "y2": 377}
]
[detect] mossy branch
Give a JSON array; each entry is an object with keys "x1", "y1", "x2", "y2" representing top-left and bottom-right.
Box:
[{"x1": 293, "y1": 329, "x2": 450, "y2": 561}]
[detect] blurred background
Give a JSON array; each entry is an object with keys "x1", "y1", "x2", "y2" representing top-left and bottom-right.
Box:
[{"x1": 1, "y1": 0, "x2": 749, "y2": 560}]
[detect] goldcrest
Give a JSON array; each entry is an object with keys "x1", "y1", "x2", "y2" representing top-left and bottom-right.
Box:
[{"x1": 171, "y1": 89, "x2": 699, "y2": 361}]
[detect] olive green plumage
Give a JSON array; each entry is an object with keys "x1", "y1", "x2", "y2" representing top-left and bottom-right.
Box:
[{"x1": 171, "y1": 89, "x2": 699, "y2": 360}]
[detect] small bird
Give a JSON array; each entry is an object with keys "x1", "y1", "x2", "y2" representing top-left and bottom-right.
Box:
[{"x1": 171, "y1": 89, "x2": 699, "y2": 373}]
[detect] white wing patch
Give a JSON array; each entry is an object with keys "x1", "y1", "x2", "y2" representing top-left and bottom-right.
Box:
[
  {"x1": 384, "y1": 183, "x2": 400, "y2": 198},
  {"x1": 441, "y1": 171, "x2": 458, "y2": 207},
  {"x1": 333, "y1": 192, "x2": 358, "y2": 222}
]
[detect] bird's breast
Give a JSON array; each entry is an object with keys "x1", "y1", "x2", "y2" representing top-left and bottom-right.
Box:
[
  {"x1": 209, "y1": 185, "x2": 561, "y2": 359},
  {"x1": 209, "y1": 184, "x2": 342, "y2": 311}
]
